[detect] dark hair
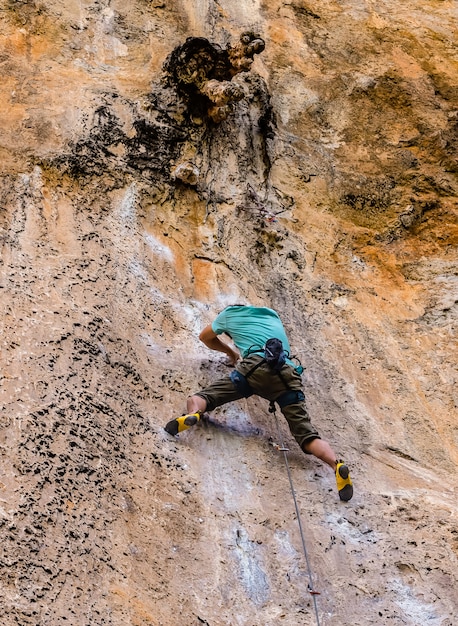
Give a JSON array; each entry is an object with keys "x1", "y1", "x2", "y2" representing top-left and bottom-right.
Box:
[{"x1": 217, "y1": 304, "x2": 248, "y2": 315}]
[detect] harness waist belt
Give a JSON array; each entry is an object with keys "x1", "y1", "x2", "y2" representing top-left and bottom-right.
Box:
[{"x1": 230, "y1": 370, "x2": 254, "y2": 398}]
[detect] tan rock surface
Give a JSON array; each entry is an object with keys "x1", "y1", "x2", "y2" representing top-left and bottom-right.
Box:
[{"x1": 0, "y1": 1, "x2": 457, "y2": 625}]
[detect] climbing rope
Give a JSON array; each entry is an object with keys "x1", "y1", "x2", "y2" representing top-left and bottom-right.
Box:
[{"x1": 269, "y1": 403, "x2": 321, "y2": 626}]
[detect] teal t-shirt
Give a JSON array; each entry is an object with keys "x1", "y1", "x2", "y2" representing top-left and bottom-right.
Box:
[{"x1": 211, "y1": 306, "x2": 292, "y2": 359}]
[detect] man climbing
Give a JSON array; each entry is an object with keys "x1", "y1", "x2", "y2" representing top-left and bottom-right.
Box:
[{"x1": 165, "y1": 305, "x2": 353, "y2": 501}]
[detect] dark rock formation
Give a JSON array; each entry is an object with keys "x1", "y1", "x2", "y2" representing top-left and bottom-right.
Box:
[{"x1": 163, "y1": 32, "x2": 265, "y2": 122}]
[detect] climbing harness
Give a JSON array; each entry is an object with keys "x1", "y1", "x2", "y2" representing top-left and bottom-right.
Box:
[
  {"x1": 232, "y1": 338, "x2": 304, "y2": 400},
  {"x1": 250, "y1": 342, "x2": 304, "y2": 373},
  {"x1": 269, "y1": 401, "x2": 322, "y2": 626}
]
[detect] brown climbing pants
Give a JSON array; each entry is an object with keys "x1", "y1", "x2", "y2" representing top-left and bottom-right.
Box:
[{"x1": 194, "y1": 354, "x2": 320, "y2": 451}]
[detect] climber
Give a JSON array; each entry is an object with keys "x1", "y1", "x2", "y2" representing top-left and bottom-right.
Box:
[{"x1": 164, "y1": 305, "x2": 353, "y2": 501}]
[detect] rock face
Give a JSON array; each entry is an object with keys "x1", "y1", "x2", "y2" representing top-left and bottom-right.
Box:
[{"x1": 0, "y1": 2, "x2": 457, "y2": 625}]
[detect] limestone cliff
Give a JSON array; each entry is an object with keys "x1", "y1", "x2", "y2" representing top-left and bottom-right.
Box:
[{"x1": 0, "y1": 1, "x2": 457, "y2": 625}]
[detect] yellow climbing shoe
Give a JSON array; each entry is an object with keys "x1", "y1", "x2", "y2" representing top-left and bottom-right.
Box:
[
  {"x1": 336, "y1": 462, "x2": 353, "y2": 501},
  {"x1": 164, "y1": 413, "x2": 201, "y2": 436}
]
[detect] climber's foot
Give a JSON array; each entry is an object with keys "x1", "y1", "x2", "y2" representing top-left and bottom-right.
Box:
[
  {"x1": 164, "y1": 413, "x2": 201, "y2": 436},
  {"x1": 336, "y1": 462, "x2": 353, "y2": 501}
]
